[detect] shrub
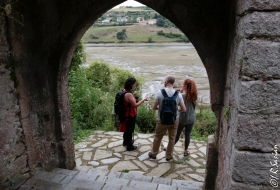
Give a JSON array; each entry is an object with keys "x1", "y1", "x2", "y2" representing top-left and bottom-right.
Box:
[
  {"x1": 136, "y1": 101, "x2": 157, "y2": 133},
  {"x1": 147, "y1": 37, "x2": 153, "y2": 43},
  {"x1": 86, "y1": 59, "x2": 111, "y2": 92},
  {"x1": 90, "y1": 34, "x2": 99, "y2": 39},
  {"x1": 191, "y1": 104, "x2": 216, "y2": 141},
  {"x1": 70, "y1": 41, "x2": 86, "y2": 71},
  {"x1": 68, "y1": 68, "x2": 114, "y2": 131},
  {"x1": 157, "y1": 30, "x2": 165, "y2": 36},
  {"x1": 178, "y1": 35, "x2": 190, "y2": 43},
  {"x1": 110, "y1": 67, "x2": 143, "y2": 98}
]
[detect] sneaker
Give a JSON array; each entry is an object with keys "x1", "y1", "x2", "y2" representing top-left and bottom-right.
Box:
[
  {"x1": 166, "y1": 157, "x2": 173, "y2": 161},
  {"x1": 127, "y1": 145, "x2": 137, "y2": 151},
  {"x1": 148, "y1": 152, "x2": 156, "y2": 159}
]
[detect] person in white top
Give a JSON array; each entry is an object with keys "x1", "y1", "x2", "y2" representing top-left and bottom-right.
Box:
[{"x1": 148, "y1": 75, "x2": 186, "y2": 161}]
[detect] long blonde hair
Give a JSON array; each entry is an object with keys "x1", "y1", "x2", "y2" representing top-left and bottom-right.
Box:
[{"x1": 180, "y1": 79, "x2": 198, "y2": 103}]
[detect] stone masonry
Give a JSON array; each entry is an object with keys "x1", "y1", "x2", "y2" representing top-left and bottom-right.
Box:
[
  {"x1": 0, "y1": 16, "x2": 30, "y2": 184},
  {"x1": 0, "y1": 0, "x2": 280, "y2": 189},
  {"x1": 215, "y1": 1, "x2": 280, "y2": 189}
]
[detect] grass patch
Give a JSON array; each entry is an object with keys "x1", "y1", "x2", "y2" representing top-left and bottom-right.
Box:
[
  {"x1": 5, "y1": 177, "x2": 15, "y2": 185},
  {"x1": 173, "y1": 157, "x2": 189, "y2": 165},
  {"x1": 83, "y1": 25, "x2": 185, "y2": 43},
  {"x1": 120, "y1": 169, "x2": 130, "y2": 173}
]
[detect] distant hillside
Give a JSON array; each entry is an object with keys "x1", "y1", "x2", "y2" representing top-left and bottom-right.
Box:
[
  {"x1": 81, "y1": 6, "x2": 190, "y2": 43},
  {"x1": 83, "y1": 24, "x2": 188, "y2": 43},
  {"x1": 109, "y1": 6, "x2": 150, "y2": 12}
]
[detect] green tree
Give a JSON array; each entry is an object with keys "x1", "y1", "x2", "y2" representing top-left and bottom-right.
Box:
[
  {"x1": 156, "y1": 18, "x2": 165, "y2": 27},
  {"x1": 70, "y1": 41, "x2": 86, "y2": 71},
  {"x1": 116, "y1": 29, "x2": 127, "y2": 42},
  {"x1": 86, "y1": 59, "x2": 111, "y2": 92}
]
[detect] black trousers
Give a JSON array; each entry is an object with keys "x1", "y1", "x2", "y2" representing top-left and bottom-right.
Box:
[
  {"x1": 175, "y1": 122, "x2": 194, "y2": 150},
  {"x1": 123, "y1": 116, "x2": 136, "y2": 149}
]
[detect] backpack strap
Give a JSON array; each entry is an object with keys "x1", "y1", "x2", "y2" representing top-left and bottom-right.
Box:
[
  {"x1": 161, "y1": 89, "x2": 178, "y2": 97},
  {"x1": 161, "y1": 89, "x2": 168, "y2": 97},
  {"x1": 172, "y1": 91, "x2": 178, "y2": 97}
]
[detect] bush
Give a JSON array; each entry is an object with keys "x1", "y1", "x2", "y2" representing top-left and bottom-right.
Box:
[
  {"x1": 90, "y1": 34, "x2": 99, "y2": 39},
  {"x1": 157, "y1": 30, "x2": 164, "y2": 36},
  {"x1": 178, "y1": 35, "x2": 190, "y2": 43},
  {"x1": 70, "y1": 41, "x2": 86, "y2": 71},
  {"x1": 147, "y1": 37, "x2": 153, "y2": 43},
  {"x1": 68, "y1": 68, "x2": 113, "y2": 131},
  {"x1": 136, "y1": 101, "x2": 157, "y2": 133},
  {"x1": 110, "y1": 67, "x2": 143, "y2": 98},
  {"x1": 69, "y1": 42, "x2": 155, "y2": 143},
  {"x1": 191, "y1": 104, "x2": 216, "y2": 141},
  {"x1": 86, "y1": 60, "x2": 111, "y2": 92}
]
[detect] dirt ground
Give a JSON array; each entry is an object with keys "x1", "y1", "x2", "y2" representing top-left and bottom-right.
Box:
[{"x1": 84, "y1": 43, "x2": 210, "y2": 104}]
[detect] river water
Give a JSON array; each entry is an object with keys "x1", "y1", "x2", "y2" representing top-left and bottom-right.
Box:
[{"x1": 84, "y1": 43, "x2": 210, "y2": 104}]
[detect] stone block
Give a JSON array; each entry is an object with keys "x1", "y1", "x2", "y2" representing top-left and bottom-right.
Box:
[
  {"x1": 231, "y1": 181, "x2": 276, "y2": 190},
  {"x1": 237, "y1": 0, "x2": 280, "y2": 15},
  {"x1": 121, "y1": 172, "x2": 152, "y2": 182},
  {"x1": 239, "y1": 81, "x2": 280, "y2": 114},
  {"x1": 33, "y1": 171, "x2": 66, "y2": 183},
  {"x1": 105, "y1": 176, "x2": 129, "y2": 186},
  {"x1": 238, "y1": 12, "x2": 280, "y2": 38},
  {"x1": 68, "y1": 178, "x2": 104, "y2": 189},
  {"x1": 172, "y1": 179, "x2": 203, "y2": 189},
  {"x1": 237, "y1": 39, "x2": 280, "y2": 78},
  {"x1": 128, "y1": 180, "x2": 158, "y2": 189},
  {"x1": 151, "y1": 177, "x2": 172, "y2": 185},
  {"x1": 235, "y1": 114, "x2": 280, "y2": 152},
  {"x1": 52, "y1": 168, "x2": 78, "y2": 177},
  {"x1": 0, "y1": 17, "x2": 9, "y2": 52},
  {"x1": 204, "y1": 135, "x2": 218, "y2": 190},
  {"x1": 232, "y1": 151, "x2": 280, "y2": 185}
]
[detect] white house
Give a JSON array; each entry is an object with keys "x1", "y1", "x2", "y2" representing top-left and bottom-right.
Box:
[
  {"x1": 147, "y1": 19, "x2": 157, "y2": 25},
  {"x1": 101, "y1": 18, "x2": 111, "y2": 23},
  {"x1": 136, "y1": 17, "x2": 144, "y2": 22},
  {"x1": 117, "y1": 17, "x2": 128, "y2": 22}
]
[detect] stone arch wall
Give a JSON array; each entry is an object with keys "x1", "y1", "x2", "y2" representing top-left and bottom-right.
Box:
[
  {"x1": 216, "y1": 1, "x2": 280, "y2": 189},
  {"x1": 0, "y1": 0, "x2": 279, "y2": 189}
]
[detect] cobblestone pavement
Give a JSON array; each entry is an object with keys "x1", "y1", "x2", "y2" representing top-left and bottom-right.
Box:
[{"x1": 75, "y1": 131, "x2": 207, "y2": 183}]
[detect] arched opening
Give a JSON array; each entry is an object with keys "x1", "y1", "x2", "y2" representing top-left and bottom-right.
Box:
[
  {"x1": 63, "y1": 0, "x2": 234, "y2": 189},
  {"x1": 70, "y1": 3, "x2": 214, "y2": 185}
]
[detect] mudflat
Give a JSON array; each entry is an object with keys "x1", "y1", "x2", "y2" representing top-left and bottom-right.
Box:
[{"x1": 85, "y1": 43, "x2": 210, "y2": 103}]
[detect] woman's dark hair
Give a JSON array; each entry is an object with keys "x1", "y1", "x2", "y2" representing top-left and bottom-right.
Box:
[{"x1": 124, "y1": 77, "x2": 136, "y2": 91}]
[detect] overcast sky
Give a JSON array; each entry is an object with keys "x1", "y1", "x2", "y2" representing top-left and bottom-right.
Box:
[{"x1": 114, "y1": 0, "x2": 145, "y2": 8}]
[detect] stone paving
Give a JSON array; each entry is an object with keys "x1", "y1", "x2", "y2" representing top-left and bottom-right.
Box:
[{"x1": 75, "y1": 131, "x2": 207, "y2": 183}]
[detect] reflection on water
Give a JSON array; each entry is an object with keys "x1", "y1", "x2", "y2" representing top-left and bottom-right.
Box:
[{"x1": 85, "y1": 43, "x2": 210, "y2": 104}]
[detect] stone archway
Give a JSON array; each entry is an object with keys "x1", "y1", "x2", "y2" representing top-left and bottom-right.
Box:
[{"x1": 0, "y1": 0, "x2": 279, "y2": 189}]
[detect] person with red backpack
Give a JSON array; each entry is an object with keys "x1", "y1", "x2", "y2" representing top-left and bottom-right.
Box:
[
  {"x1": 148, "y1": 75, "x2": 186, "y2": 161},
  {"x1": 117, "y1": 77, "x2": 149, "y2": 151}
]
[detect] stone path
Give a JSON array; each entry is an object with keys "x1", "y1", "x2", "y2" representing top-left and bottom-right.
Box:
[{"x1": 75, "y1": 131, "x2": 207, "y2": 183}]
